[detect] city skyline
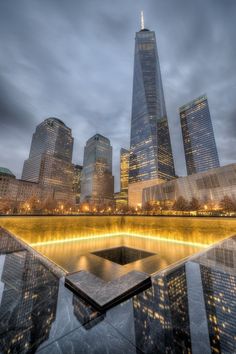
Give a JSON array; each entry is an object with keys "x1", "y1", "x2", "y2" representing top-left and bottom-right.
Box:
[{"x1": 0, "y1": 1, "x2": 236, "y2": 191}]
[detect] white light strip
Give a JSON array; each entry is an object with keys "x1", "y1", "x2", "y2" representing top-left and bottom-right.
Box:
[{"x1": 30, "y1": 232, "x2": 209, "y2": 248}]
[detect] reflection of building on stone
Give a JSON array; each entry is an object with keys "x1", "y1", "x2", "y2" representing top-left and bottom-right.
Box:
[
  {"x1": 0, "y1": 249, "x2": 59, "y2": 353},
  {"x1": 165, "y1": 266, "x2": 191, "y2": 352},
  {"x1": 185, "y1": 262, "x2": 211, "y2": 353},
  {"x1": 72, "y1": 164, "x2": 83, "y2": 205},
  {"x1": 133, "y1": 281, "x2": 173, "y2": 353},
  {"x1": 0, "y1": 228, "x2": 24, "y2": 253},
  {"x1": 133, "y1": 266, "x2": 191, "y2": 353},
  {"x1": 128, "y1": 21, "x2": 175, "y2": 208},
  {"x1": 193, "y1": 239, "x2": 236, "y2": 353},
  {"x1": 143, "y1": 163, "x2": 236, "y2": 207},
  {"x1": 80, "y1": 134, "x2": 114, "y2": 207},
  {"x1": 72, "y1": 295, "x2": 104, "y2": 329},
  {"x1": 200, "y1": 264, "x2": 236, "y2": 353}
]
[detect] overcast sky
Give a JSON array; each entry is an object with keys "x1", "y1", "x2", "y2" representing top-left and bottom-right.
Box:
[{"x1": 0, "y1": 0, "x2": 236, "y2": 191}]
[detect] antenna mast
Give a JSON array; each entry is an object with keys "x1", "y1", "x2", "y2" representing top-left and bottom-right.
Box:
[{"x1": 141, "y1": 11, "x2": 145, "y2": 30}]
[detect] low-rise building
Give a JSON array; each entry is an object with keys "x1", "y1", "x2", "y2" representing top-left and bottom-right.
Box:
[
  {"x1": 0, "y1": 168, "x2": 18, "y2": 201},
  {"x1": 114, "y1": 192, "x2": 128, "y2": 210},
  {"x1": 142, "y1": 164, "x2": 236, "y2": 207},
  {"x1": 16, "y1": 179, "x2": 41, "y2": 202},
  {"x1": 0, "y1": 167, "x2": 53, "y2": 210}
]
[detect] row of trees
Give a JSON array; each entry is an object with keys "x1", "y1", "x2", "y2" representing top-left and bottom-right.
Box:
[
  {"x1": 144, "y1": 195, "x2": 236, "y2": 212},
  {"x1": 0, "y1": 196, "x2": 75, "y2": 215},
  {"x1": 1, "y1": 195, "x2": 236, "y2": 215}
]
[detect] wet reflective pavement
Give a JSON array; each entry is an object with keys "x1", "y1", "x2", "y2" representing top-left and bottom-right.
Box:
[{"x1": 0, "y1": 226, "x2": 236, "y2": 353}]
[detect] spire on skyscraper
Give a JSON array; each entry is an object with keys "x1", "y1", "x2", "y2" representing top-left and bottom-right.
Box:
[{"x1": 141, "y1": 11, "x2": 144, "y2": 30}]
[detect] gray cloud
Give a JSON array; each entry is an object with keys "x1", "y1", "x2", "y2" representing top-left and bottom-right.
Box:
[{"x1": 0, "y1": 0, "x2": 235, "y2": 190}]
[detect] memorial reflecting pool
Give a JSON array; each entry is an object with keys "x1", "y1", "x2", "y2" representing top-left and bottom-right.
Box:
[
  {"x1": 0, "y1": 217, "x2": 236, "y2": 353},
  {"x1": 0, "y1": 216, "x2": 235, "y2": 277}
]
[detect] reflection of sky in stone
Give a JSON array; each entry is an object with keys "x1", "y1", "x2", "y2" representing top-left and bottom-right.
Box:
[
  {"x1": 0, "y1": 0, "x2": 236, "y2": 190},
  {"x1": 0, "y1": 255, "x2": 5, "y2": 305},
  {"x1": 37, "y1": 279, "x2": 76, "y2": 350}
]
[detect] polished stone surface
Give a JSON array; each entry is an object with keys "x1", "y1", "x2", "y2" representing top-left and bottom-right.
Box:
[
  {"x1": 65, "y1": 270, "x2": 151, "y2": 311},
  {"x1": 0, "y1": 226, "x2": 236, "y2": 353}
]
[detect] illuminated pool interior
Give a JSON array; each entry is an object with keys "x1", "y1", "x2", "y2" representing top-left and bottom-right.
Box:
[{"x1": 0, "y1": 215, "x2": 235, "y2": 278}]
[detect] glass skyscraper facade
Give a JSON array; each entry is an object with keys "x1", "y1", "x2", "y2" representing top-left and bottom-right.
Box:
[
  {"x1": 180, "y1": 95, "x2": 220, "y2": 175},
  {"x1": 80, "y1": 134, "x2": 114, "y2": 205},
  {"x1": 22, "y1": 117, "x2": 74, "y2": 201},
  {"x1": 114, "y1": 148, "x2": 130, "y2": 209},
  {"x1": 72, "y1": 164, "x2": 83, "y2": 205},
  {"x1": 129, "y1": 26, "x2": 175, "y2": 185},
  {"x1": 120, "y1": 148, "x2": 129, "y2": 196}
]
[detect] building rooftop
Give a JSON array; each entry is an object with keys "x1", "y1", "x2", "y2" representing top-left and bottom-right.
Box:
[
  {"x1": 179, "y1": 94, "x2": 208, "y2": 112},
  {"x1": 44, "y1": 117, "x2": 66, "y2": 127},
  {"x1": 0, "y1": 167, "x2": 15, "y2": 177},
  {"x1": 87, "y1": 133, "x2": 110, "y2": 144}
]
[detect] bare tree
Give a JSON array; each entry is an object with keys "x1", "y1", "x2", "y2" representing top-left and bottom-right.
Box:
[
  {"x1": 143, "y1": 201, "x2": 153, "y2": 212},
  {"x1": 42, "y1": 197, "x2": 57, "y2": 213},
  {"x1": 172, "y1": 196, "x2": 189, "y2": 211},
  {"x1": 0, "y1": 199, "x2": 12, "y2": 214},
  {"x1": 27, "y1": 195, "x2": 42, "y2": 213},
  {"x1": 219, "y1": 195, "x2": 236, "y2": 212},
  {"x1": 189, "y1": 197, "x2": 201, "y2": 211}
]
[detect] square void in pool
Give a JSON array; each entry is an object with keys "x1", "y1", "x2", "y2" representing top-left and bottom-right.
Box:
[{"x1": 91, "y1": 246, "x2": 156, "y2": 265}]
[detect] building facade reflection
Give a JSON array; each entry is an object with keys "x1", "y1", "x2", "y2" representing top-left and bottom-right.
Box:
[
  {"x1": 0, "y1": 229, "x2": 236, "y2": 352},
  {"x1": 129, "y1": 237, "x2": 236, "y2": 353},
  {"x1": 0, "y1": 249, "x2": 59, "y2": 353}
]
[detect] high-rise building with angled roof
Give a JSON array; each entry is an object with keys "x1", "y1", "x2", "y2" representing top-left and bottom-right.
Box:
[
  {"x1": 128, "y1": 14, "x2": 175, "y2": 207},
  {"x1": 80, "y1": 134, "x2": 114, "y2": 206},
  {"x1": 22, "y1": 117, "x2": 74, "y2": 202},
  {"x1": 180, "y1": 95, "x2": 220, "y2": 175},
  {"x1": 120, "y1": 148, "x2": 129, "y2": 196}
]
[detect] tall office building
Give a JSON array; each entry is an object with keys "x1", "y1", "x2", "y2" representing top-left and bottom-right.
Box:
[
  {"x1": 129, "y1": 13, "x2": 175, "y2": 207},
  {"x1": 72, "y1": 164, "x2": 83, "y2": 204},
  {"x1": 22, "y1": 117, "x2": 74, "y2": 202},
  {"x1": 120, "y1": 148, "x2": 129, "y2": 196},
  {"x1": 114, "y1": 148, "x2": 130, "y2": 209},
  {"x1": 180, "y1": 95, "x2": 220, "y2": 175},
  {"x1": 80, "y1": 134, "x2": 114, "y2": 206}
]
